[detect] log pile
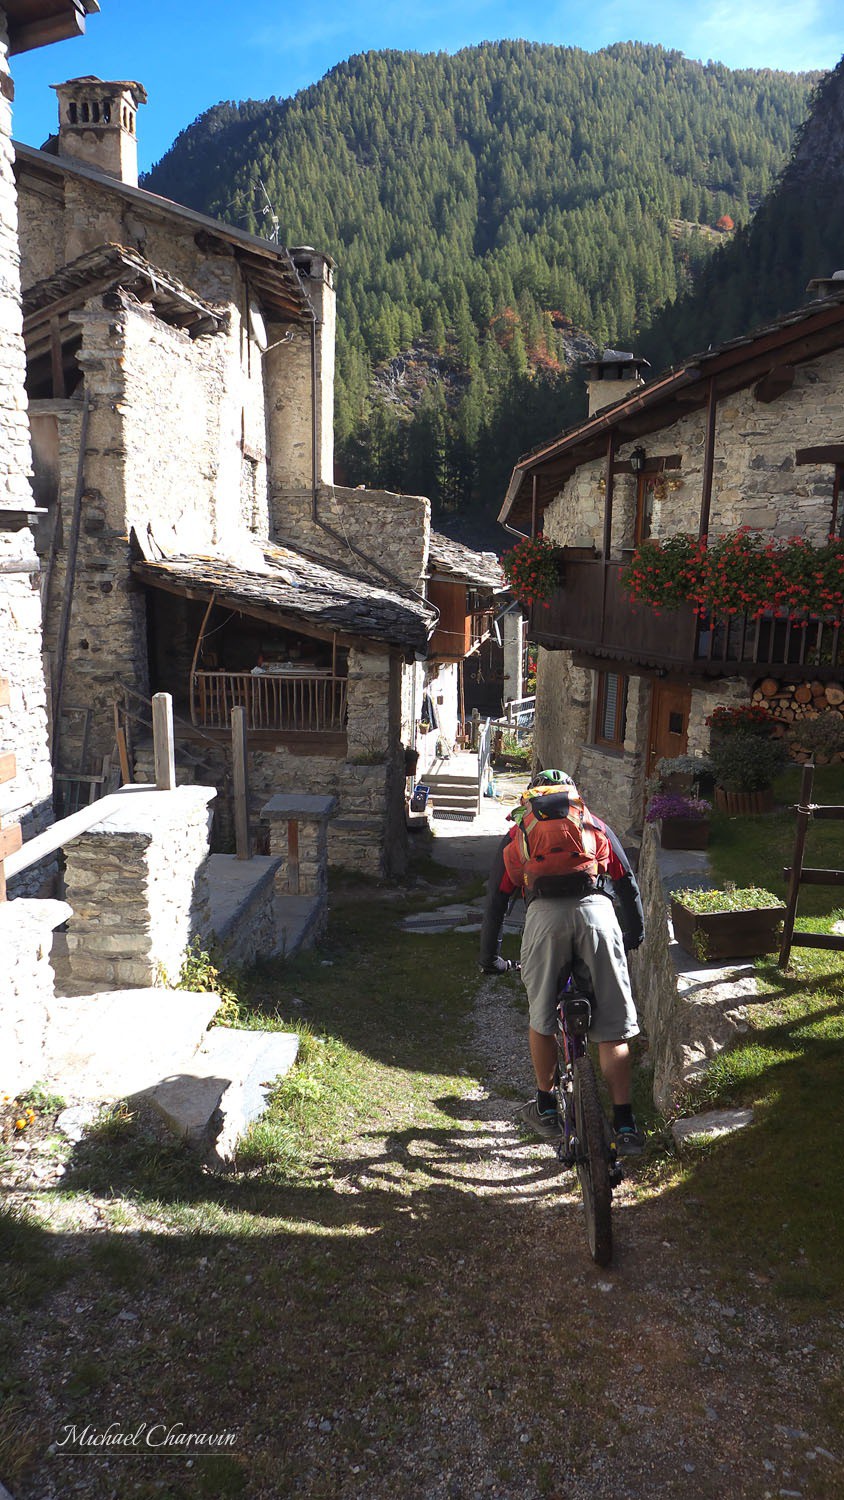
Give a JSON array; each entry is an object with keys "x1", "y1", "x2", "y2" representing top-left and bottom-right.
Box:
[{"x1": 751, "y1": 677, "x2": 844, "y2": 763}]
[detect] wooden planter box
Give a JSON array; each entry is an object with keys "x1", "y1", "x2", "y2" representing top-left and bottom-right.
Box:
[
  {"x1": 714, "y1": 785, "x2": 774, "y2": 815},
  {"x1": 670, "y1": 899, "x2": 783, "y2": 962},
  {"x1": 659, "y1": 817, "x2": 710, "y2": 850}
]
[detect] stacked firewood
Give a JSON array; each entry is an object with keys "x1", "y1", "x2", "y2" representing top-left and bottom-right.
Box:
[{"x1": 751, "y1": 678, "x2": 844, "y2": 763}]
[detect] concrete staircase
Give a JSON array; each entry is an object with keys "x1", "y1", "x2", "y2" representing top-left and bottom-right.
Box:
[{"x1": 424, "y1": 767, "x2": 480, "y2": 820}]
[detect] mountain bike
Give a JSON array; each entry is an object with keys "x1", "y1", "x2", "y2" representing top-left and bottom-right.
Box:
[{"x1": 553, "y1": 973, "x2": 623, "y2": 1266}]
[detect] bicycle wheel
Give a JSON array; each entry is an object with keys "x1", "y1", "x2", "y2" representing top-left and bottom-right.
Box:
[{"x1": 572, "y1": 1055, "x2": 613, "y2": 1266}]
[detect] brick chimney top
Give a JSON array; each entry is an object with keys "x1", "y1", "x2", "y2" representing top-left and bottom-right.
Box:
[{"x1": 51, "y1": 76, "x2": 147, "y2": 187}]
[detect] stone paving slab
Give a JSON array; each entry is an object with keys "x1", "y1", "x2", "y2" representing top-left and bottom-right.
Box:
[
  {"x1": 146, "y1": 1027, "x2": 299, "y2": 1165},
  {"x1": 672, "y1": 1108, "x2": 755, "y2": 1147},
  {"x1": 42, "y1": 988, "x2": 222, "y2": 1100}
]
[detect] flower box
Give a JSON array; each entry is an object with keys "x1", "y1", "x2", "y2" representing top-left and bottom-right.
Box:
[
  {"x1": 671, "y1": 889, "x2": 784, "y2": 962},
  {"x1": 659, "y1": 816, "x2": 710, "y2": 850}
]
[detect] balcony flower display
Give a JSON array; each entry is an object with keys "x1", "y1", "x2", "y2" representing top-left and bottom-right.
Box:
[
  {"x1": 621, "y1": 528, "x2": 844, "y2": 625},
  {"x1": 501, "y1": 534, "x2": 562, "y2": 608},
  {"x1": 645, "y1": 791, "x2": 712, "y2": 850}
]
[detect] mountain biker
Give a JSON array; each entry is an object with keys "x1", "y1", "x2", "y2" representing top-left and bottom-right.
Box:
[{"x1": 479, "y1": 769, "x2": 646, "y2": 1155}]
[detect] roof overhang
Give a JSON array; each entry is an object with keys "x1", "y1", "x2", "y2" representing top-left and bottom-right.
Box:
[
  {"x1": 5, "y1": 0, "x2": 97, "y2": 55},
  {"x1": 499, "y1": 290, "x2": 844, "y2": 534}
]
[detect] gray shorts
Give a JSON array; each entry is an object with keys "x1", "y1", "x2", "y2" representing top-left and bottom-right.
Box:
[{"x1": 520, "y1": 892, "x2": 640, "y2": 1042}]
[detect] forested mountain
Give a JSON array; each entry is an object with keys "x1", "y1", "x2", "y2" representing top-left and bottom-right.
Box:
[
  {"x1": 641, "y1": 59, "x2": 844, "y2": 372},
  {"x1": 145, "y1": 41, "x2": 816, "y2": 535}
]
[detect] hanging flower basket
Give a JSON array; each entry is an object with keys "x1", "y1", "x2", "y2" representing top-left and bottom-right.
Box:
[
  {"x1": 621, "y1": 528, "x2": 844, "y2": 624},
  {"x1": 501, "y1": 534, "x2": 564, "y2": 609}
]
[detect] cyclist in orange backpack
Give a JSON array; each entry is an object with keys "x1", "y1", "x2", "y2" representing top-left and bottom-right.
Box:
[{"x1": 479, "y1": 769, "x2": 646, "y2": 1154}]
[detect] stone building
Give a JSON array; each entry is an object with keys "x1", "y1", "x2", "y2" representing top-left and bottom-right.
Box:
[
  {"x1": 498, "y1": 287, "x2": 844, "y2": 838},
  {"x1": 10, "y1": 73, "x2": 503, "y2": 878},
  {"x1": 0, "y1": 4, "x2": 98, "y2": 896}
]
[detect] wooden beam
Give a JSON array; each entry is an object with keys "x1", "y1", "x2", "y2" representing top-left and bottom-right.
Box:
[
  {"x1": 753, "y1": 365, "x2": 795, "y2": 404},
  {"x1": 0, "y1": 676, "x2": 9, "y2": 707},
  {"x1": 795, "y1": 445, "x2": 844, "y2": 466},
  {"x1": 783, "y1": 866, "x2": 844, "y2": 885},
  {"x1": 0, "y1": 823, "x2": 23, "y2": 860},
  {"x1": 0, "y1": 750, "x2": 16, "y2": 783}
]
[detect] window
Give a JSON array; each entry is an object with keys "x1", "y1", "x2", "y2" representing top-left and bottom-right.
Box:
[
  {"x1": 634, "y1": 474, "x2": 653, "y2": 545},
  {"x1": 595, "y1": 672, "x2": 628, "y2": 749}
]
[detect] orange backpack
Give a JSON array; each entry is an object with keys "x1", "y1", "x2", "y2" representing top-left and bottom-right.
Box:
[{"x1": 507, "y1": 786, "x2": 602, "y2": 894}]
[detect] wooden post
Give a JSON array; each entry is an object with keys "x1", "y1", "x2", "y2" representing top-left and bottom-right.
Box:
[
  {"x1": 698, "y1": 379, "x2": 718, "y2": 540},
  {"x1": 287, "y1": 818, "x2": 300, "y2": 894},
  {"x1": 152, "y1": 691, "x2": 176, "y2": 791},
  {"x1": 779, "y1": 763, "x2": 815, "y2": 968},
  {"x1": 231, "y1": 705, "x2": 250, "y2": 861}
]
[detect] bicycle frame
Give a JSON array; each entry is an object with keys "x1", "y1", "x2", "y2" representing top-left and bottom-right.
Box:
[{"x1": 553, "y1": 973, "x2": 623, "y2": 1265}]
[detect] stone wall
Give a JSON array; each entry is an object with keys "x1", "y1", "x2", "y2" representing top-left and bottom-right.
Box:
[
  {"x1": 272, "y1": 484, "x2": 430, "y2": 595},
  {"x1": 0, "y1": 20, "x2": 54, "y2": 886},
  {"x1": 630, "y1": 823, "x2": 758, "y2": 1112},
  {"x1": 62, "y1": 785, "x2": 215, "y2": 989},
  {"x1": 0, "y1": 897, "x2": 71, "y2": 1095}
]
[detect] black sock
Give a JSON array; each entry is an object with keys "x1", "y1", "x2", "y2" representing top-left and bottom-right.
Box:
[
  {"x1": 613, "y1": 1104, "x2": 635, "y2": 1130},
  {"x1": 537, "y1": 1088, "x2": 556, "y2": 1113}
]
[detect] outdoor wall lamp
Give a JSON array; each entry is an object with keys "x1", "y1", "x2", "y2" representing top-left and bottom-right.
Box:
[{"x1": 630, "y1": 446, "x2": 646, "y2": 473}]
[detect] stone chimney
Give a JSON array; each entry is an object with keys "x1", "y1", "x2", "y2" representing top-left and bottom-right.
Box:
[
  {"x1": 584, "y1": 349, "x2": 650, "y2": 417},
  {"x1": 51, "y1": 76, "x2": 147, "y2": 187},
  {"x1": 806, "y1": 269, "x2": 844, "y2": 301}
]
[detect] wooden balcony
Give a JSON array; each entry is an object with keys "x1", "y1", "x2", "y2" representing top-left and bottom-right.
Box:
[
  {"x1": 191, "y1": 670, "x2": 348, "y2": 732},
  {"x1": 530, "y1": 556, "x2": 843, "y2": 678}
]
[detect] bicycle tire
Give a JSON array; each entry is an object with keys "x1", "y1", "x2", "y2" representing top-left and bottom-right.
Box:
[{"x1": 573, "y1": 1055, "x2": 613, "y2": 1266}]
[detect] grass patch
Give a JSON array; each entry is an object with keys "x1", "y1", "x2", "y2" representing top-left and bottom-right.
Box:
[{"x1": 671, "y1": 762, "x2": 844, "y2": 1307}]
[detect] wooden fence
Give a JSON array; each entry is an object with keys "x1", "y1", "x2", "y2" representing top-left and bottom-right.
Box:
[{"x1": 191, "y1": 670, "x2": 348, "y2": 732}]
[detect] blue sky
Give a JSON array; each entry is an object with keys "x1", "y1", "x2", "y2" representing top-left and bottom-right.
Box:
[{"x1": 11, "y1": 0, "x2": 844, "y2": 172}]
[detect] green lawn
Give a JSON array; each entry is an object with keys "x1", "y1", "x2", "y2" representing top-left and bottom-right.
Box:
[{"x1": 665, "y1": 761, "x2": 844, "y2": 1307}]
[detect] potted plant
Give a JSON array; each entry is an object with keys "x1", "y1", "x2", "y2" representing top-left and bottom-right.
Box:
[
  {"x1": 709, "y1": 732, "x2": 788, "y2": 814},
  {"x1": 649, "y1": 753, "x2": 714, "y2": 798},
  {"x1": 645, "y1": 792, "x2": 712, "y2": 849},
  {"x1": 671, "y1": 885, "x2": 785, "y2": 962}
]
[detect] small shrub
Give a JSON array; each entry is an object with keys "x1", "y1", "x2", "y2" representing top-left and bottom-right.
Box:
[
  {"x1": 709, "y1": 732, "x2": 788, "y2": 792},
  {"x1": 790, "y1": 710, "x2": 844, "y2": 757},
  {"x1": 177, "y1": 939, "x2": 242, "y2": 1027}
]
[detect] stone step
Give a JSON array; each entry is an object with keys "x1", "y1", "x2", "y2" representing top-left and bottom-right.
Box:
[
  {"x1": 423, "y1": 774, "x2": 478, "y2": 790},
  {"x1": 145, "y1": 1026, "x2": 299, "y2": 1167},
  {"x1": 42, "y1": 988, "x2": 222, "y2": 1099}
]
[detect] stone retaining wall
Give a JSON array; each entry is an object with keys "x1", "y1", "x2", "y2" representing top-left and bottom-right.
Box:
[
  {"x1": 62, "y1": 785, "x2": 215, "y2": 989},
  {"x1": 0, "y1": 898, "x2": 71, "y2": 1095}
]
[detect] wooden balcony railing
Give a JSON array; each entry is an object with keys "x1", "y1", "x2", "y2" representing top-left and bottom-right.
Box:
[
  {"x1": 531, "y1": 557, "x2": 843, "y2": 675},
  {"x1": 191, "y1": 671, "x2": 348, "y2": 732}
]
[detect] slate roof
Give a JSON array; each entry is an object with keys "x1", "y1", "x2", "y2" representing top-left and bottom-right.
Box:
[
  {"x1": 428, "y1": 531, "x2": 504, "y2": 589},
  {"x1": 133, "y1": 543, "x2": 436, "y2": 653}
]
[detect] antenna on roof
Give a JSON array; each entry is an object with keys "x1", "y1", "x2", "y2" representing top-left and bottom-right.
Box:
[{"x1": 257, "y1": 178, "x2": 280, "y2": 243}]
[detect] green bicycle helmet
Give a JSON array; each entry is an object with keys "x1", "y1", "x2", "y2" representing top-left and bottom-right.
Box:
[{"x1": 529, "y1": 768, "x2": 575, "y2": 789}]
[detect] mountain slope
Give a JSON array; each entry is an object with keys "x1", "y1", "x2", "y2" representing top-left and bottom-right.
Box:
[
  {"x1": 641, "y1": 59, "x2": 844, "y2": 372},
  {"x1": 145, "y1": 41, "x2": 816, "y2": 526}
]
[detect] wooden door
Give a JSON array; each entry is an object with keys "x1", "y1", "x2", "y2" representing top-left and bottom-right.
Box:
[{"x1": 647, "y1": 681, "x2": 691, "y2": 777}]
